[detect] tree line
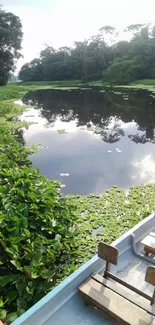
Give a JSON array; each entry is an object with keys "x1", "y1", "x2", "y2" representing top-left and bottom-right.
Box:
[
  {"x1": 19, "y1": 24, "x2": 155, "y2": 84},
  {"x1": 0, "y1": 6, "x2": 155, "y2": 86}
]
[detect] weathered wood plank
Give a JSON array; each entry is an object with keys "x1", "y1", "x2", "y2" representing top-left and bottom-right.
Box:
[
  {"x1": 98, "y1": 242, "x2": 118, "y2": 265},
  {"x1": 79, "y1": 278, "x2": 153, "y2": 325},
  {"x1": 103, "y1": 270, "x2": 152, "y2": 302},
  {"x1": 92, "y1": 273, "x2": 155, "y2": 316},
  {"x1": 146, "y1": 266, "x2": 155, "y2": 286},
  {"x1": 141, "y1": 235, "x2": 155, "y2": 250}
]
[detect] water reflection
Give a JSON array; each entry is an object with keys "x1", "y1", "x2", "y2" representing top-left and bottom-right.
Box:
[{"x1": 19, "y1": 87, "x2": 155, "y2": 194}]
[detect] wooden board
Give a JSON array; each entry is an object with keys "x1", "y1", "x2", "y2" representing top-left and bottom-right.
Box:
[
  {"x1": 98, "y1": 242, "x2": 118, "y2": 265},
  {"x1": 79, "y1": 278, "x2": 153, "y2": 325},
  {"x1": 141, "y1": 235, "x2": 155, "y2": 252},
  {"x1": 92, "y1": 273, "x2": 155, "y2": 316},
  {"x1": 145, "y1": 266, "x2": 155, "y2": 286}
]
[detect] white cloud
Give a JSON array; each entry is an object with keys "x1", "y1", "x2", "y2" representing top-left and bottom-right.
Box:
[
  {"x1": 133, "y1": 154, "x2": 155, "y2": 184},
  {"x1": 3, "y1": 0, "x2": 155, "y2": 70}
]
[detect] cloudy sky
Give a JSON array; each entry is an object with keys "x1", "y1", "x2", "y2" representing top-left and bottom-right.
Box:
[{"x1": 2, "y1": 0, "x2": 155, "y2": 71}]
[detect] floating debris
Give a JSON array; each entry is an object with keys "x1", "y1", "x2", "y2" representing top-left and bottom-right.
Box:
[
  {"x1": 60, "y1": 173, "x2": 69, "y2": 176},
  {"x1": 39, "y1": 145, "x2": 48, "y2": 149},
  {"x1": 115, "y1": 148, "x2": 122, "y2": 152}
]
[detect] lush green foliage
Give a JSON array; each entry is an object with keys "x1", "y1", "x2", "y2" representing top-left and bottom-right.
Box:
[
  {"x1": 103, "y1": 58, "x2": 146, "y2": 84},
  {"x1": 0, "y1": 91, "x2": 78, "y2": 323},
  {"x1": 0, "y1": 125, "x2": 78, "y2": 323},
  {"x1": 19, "y1": 24, "x2": 155, "y2": 84},
  {"x1": 0, "y1": 8, "x2": 22, "y2": 85}
]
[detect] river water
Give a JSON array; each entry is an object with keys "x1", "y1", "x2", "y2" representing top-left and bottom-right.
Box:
[{"x1": 19, "y1": 87, "x2": 155, "y2": 194}]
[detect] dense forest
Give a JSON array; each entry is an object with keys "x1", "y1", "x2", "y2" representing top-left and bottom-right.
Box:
[
  {"x1": 19, "y1": 24, "x2": 155, "y2": 84},
  {"x1": 0, "y1": 7, "x2": 22, "y2": 85}
]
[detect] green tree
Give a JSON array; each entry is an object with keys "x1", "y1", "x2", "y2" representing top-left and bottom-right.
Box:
[
  {"x1": 0, "y1": 8, "x2": 23, "y2": 85},
  {"x1": 19, "y1": 59, "x2": 43, "y2": 82},
  {"x1": 103, "y1": 57, "x2": 146, "y2": 84}
]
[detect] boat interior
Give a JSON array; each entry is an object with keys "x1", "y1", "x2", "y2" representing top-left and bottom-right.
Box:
[
  {"x1": 49, "y1": 246, "x2": 155, "y2": 325},
  {"x1": 12, "y1": 213, "x2": 155, "y2": 325}
]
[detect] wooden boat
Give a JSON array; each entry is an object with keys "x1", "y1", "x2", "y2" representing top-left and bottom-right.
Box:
[{"x1": 12, "y1": 213, "x2": 155, "y2": 325}]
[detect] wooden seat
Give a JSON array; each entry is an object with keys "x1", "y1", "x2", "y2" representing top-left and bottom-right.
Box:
[
  {"x1": 92, "y1": 273, "x2": 155, "y2": 315},
  {"x1": 141, "y1": 233, "x2": 155, "y2": 257},
  {"x1": 79, "y1": 277, "x2": 153, "y2": 325},
  {"x1": 79, "y1": 242, "x2": 155, "y2": 325}
]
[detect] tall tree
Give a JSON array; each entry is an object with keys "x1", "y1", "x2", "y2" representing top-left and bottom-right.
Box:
[{"x1": 0, "y1": 7, "x2": 23, "y2": 85}]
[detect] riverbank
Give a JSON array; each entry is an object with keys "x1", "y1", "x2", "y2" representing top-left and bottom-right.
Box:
[
  {"x1": 2, "y1": 78, "x2": 155, "y2": 103},
  {"x1": 89, "y1": 79, "x2": 155, "y2": 90},
  {"x1": 89, "y1": 78, "x2": 155, "y2": 90},
  {"x1": 1, "y1": 82, "x2": 155, "y2": 322},
  {"x1": 130, "y1": 79, "x2": 155, "y2": 90}
]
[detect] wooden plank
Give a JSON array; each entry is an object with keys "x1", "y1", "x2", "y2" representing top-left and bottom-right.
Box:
[
  {"x1": 104, "y1": 271, "x2": 152, "y2": 302},
  {"x1": 92, "y1": 273, "x2": 155, "y2": 316},
  {"x1": 144, "y1": 247, "x2": 150, "y2": 257},
  {"x1": 150, "y1": 232, "x2": 155, "y2": 238},
  {"x1": 79, "y1": 278, "x2": 153, "y2": 325},
  {"x1": 98, "y1": 242, "x2": 118, "y2": 265},
  {"x1": 141, "y1": 235, "x2": 155, "y2": 251},
  {"x1": 144, "y1": 246, "x2": 155, "y2": 256},
  {"x1": 145, "y1": 266, "x2": 155, "y2": 286}
]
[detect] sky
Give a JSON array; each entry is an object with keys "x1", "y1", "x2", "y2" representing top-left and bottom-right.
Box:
[{"x1": 2, "y1": 0, "x2": 155, "y2": 71}]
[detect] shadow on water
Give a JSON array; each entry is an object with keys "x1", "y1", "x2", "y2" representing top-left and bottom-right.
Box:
[{"x1": 20, "y1": 87, "x2": 155, "y2": 194}]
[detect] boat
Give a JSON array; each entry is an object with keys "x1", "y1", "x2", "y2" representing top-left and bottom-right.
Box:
[{"x1": 12, "y1": 212, "x2": 155, "y2": 325}]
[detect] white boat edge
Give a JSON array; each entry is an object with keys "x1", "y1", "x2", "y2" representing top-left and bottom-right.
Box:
[{"x1": 12, "y1": 212, "x2": 155, "y2": 325}]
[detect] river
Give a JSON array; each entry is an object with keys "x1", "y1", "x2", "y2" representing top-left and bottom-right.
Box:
[{"x1": 19, "y1": 86, "x2": 155, "y2": 194}]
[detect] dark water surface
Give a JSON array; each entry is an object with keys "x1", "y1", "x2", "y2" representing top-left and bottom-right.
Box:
[{"x1": 19, "y1": 87, "x2": 155, "y2": 194}]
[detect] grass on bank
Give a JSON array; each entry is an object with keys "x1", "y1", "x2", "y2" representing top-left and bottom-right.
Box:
[
  {"x1": 130, "y1": 79, "x2": 155, "y2": 90},
  {"x1": 89, "y1": 79, "x2": 155, "y2": 90},
  {"x1": 2, "y1": 78, "x2": 155, "y2": 102},
  {"x1": 1, "y1": 81, "x2": 155, "y2": 322},
  {"x1": 0, "y1": 80, "x2": 82, "y2": 101},
  {"x1": 131, "y1": 79, "x2": 155, "y2": 85}
]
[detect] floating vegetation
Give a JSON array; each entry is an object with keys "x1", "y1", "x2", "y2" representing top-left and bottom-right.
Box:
[
  {"x1": 57, "y1": 129, "x2": 67, "y2": 134},
  {"x1": 67, "y1": 184, "x2": 155, "y2": 266}
]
